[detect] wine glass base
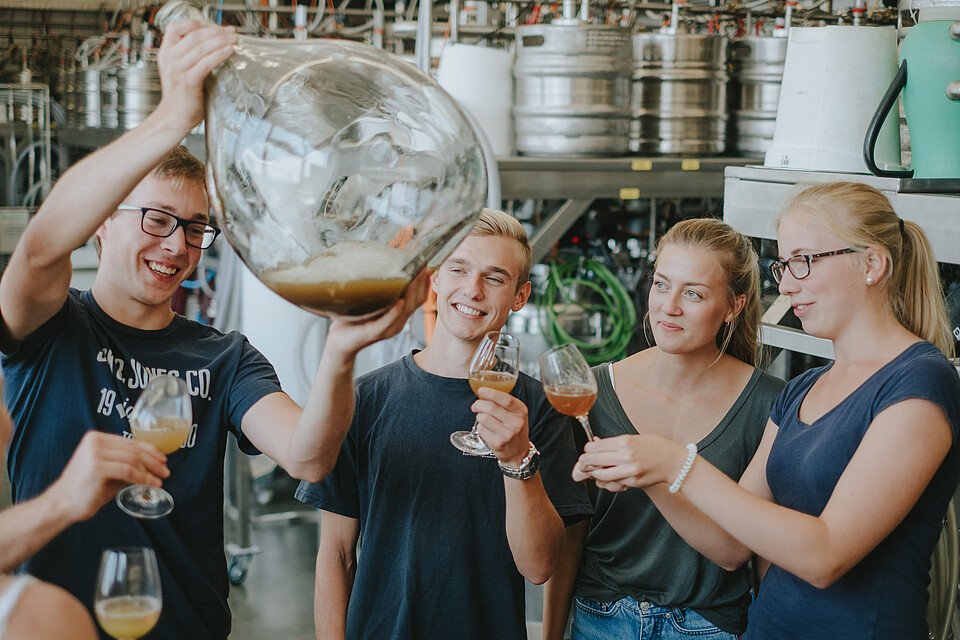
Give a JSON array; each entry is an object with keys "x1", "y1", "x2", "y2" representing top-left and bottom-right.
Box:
[
  {"x1": 449, "y1": 430, "x2": 492, "y2": 456},
  {"x1": 116, "y1": 486, "x2": 174, "y2": 519}
]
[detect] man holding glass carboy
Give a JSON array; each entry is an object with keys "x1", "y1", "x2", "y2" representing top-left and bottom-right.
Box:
[
  {"x1": 297, "y1": 209, "x2": 593, "y2": 640},
  {"x1": 0, "y1": 20, "x2": 426, "y2": 640}
]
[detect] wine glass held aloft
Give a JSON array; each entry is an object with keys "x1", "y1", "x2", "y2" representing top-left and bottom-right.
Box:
[
  {"x1": 450, "y1": 331, "x2": 521, "y2": 456},
  {"x1": 116, "y1": 374, "x2": 192, "y2": 519},
  {"x1": 95, "y1": 547, "x2": 163, "y2": 640},
  {"x1": 539, "y1": 343, "x2": 598, "y2": 441}
]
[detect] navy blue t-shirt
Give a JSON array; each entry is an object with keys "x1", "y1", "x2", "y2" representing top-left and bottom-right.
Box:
[
  {"x1": 2, "y1": 289, "x2": 282, "y2": 640},
  {"x1": 296, "y1": 353, "x2": 594, "y2": 640},
  {"x1": 745, "y1": 342, "x2": 960, "y2": 640}
]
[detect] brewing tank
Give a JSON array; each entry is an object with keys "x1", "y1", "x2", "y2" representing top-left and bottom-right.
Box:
[
  {"x1": 514, "y1": 23, "x2": 633, "y2": 156},
  {"x1": 630, "y1": 33, "x2": 729, "y2": 155}
]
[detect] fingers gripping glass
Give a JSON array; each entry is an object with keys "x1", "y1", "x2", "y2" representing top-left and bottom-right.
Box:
[
  {"x1": 769, "y1": 248, "x2": 858, "y2": 284},
  {"x1": 450, "y1": 331, "x2": 520, "y2": 456},
  {"x1": 117, "y1": 205, "x2": 221, "y2": 249}
]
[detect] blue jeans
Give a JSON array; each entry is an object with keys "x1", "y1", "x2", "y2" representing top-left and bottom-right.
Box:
[{"x1": 571, "y1": 596, "x2": 738, "y2": 640}]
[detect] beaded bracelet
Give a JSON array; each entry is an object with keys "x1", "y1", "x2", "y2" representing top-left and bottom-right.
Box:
[{"x1": 668, "y1": 443, "x2": 698, "y2": 494}]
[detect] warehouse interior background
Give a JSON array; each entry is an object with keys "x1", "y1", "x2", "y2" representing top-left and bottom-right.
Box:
[{"x1": 2, "y1": 0, "x2": 960, "y2": 637}]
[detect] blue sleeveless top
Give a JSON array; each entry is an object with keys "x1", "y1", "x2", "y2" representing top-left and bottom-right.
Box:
[{"x1": 744, "y1": 342, "x2": 960, "y2": 640}]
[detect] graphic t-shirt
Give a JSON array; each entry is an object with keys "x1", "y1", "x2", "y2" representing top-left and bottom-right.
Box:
[{"x1": 2, "y1": 289, "x2": 282, "y2": 640}]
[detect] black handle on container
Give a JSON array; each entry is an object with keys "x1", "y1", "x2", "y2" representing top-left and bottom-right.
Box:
[{"x1": 863, "y1": 60, "x2": 914, "y2": 178}]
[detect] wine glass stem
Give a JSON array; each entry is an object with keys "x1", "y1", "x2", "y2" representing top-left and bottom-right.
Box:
[{"x1": 577, "y1": 414, "x2": 595, "y2": 441}]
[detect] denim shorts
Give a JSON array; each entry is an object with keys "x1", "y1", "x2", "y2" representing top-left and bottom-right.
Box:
[{"x1": 571, "y1": 596, "x2": 738, "y2": 640}]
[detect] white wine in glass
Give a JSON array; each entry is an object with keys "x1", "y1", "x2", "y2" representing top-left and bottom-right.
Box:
[
  {"x1": 539, "y1": 343, "x2": 598, "y2": 441},
  {"x1": 95, "y1": 547, "x2": 162, "y2": 640},
  {"x1": 116, "y1": 374, "x2": 192, "y2": 519},
  {"x1": 450, "y1": 331, "x2": 520, "y2": 456}
]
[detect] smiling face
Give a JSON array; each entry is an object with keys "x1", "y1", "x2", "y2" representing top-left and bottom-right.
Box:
[
  {"x1": 648, "y1": 244, "x2": 743, "y2": 357},
  {"x1": 776, "y1": 206, "x2": 863, "y2": 339},
  {"x1": 432, "y1": 234, "x2": 531, "y2": 346},
  {"x1": 93, "y1": 174, "x2": 208, "y2": 320}
]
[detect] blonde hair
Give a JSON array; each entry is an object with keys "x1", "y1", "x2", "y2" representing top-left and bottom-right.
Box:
[
  {"x1": 94, "y1": 146, "x2": 206, "y2": 257},
  {"x1": 656, "y1": 217, "x2": 761, "y2": 366},
  {"x1": 468, "y1": 208, "x2": 532, "y2": 288},
  {"x1": 782, "y1": 182, "x2": 953, "y2": 357}
]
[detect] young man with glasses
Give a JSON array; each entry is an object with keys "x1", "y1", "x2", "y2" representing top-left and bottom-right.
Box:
[{"x1": 0, "y1": 20, "x2": 426, "y2": 640}]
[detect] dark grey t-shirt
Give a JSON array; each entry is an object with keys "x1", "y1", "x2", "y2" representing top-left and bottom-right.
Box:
[
  {"x1": 575, "y1": 363, "x2": 785, "y2": 634},
  {"x1": 296, "y1": 353, "x2": 593, "y2": 640}
]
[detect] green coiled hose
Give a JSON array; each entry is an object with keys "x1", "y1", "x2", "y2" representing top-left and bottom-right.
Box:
[{"x1": 537, "y1": 253, "x2": 637, "y2": 365}]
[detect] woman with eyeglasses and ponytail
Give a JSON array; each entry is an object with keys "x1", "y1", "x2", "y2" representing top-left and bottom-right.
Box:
[{"x1": 574, "y1": 182, "x2": 960, "y2": 640}]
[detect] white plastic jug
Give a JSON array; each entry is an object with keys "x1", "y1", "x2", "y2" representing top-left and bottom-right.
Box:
[{"x1": 764, "y1": 26, "x2": 902, "y2": 174}]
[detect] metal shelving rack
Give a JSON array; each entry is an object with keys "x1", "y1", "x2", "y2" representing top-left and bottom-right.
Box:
[{"x1": 723, "y1": 164, "x2": 960, "y2": 360}]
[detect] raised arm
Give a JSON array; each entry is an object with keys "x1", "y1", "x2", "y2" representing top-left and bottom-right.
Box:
[
  {"x1": 240, "y1": 271, "x2": 429, "y2": 482},
  {"x1": 578, "y1": 398, "x2": 952, "y2": 588},
  {"x1": 0, "y1": 431, "x2": 168, "y2": 572},
  {"x1": 314, "y1": 511, "x2": 360, "y2": 640},
  {"x1": 474, "y1": 387, "x2": 565, "y2": 584},
  {"x1": 0, "y1": 20, "x2": 237, "y2": 346}
]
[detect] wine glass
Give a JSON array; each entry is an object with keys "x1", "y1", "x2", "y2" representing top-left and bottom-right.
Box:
[
  {"x1": 450, "y1": 331, "x2": 520, "y2": 456},
  {"x1": 116, "y1": 374, "x2": 192, "y2": 519},
  {"x1": 94, "y1": 547, "x2": 163, "y2": 640},
  {"x1": 539, "y1": 343, "x2": 598, "y2": 441}
]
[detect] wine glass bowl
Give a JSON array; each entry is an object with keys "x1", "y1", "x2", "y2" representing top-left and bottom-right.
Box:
[
  {"x1": 116, "y1": 374, "x2": 192, "y2": 519},
  {"x1": 451, "y1": 332, "x2": 520, "y2": 456},
  {"x1": 539, "y1": 343, "x2": 598, "y2": 441},
  {"x1": 95, "y1": 547, "x2": 162, "y2": 640}
]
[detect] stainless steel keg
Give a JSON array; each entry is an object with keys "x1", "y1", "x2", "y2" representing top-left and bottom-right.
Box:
[
  {"x1": 631, "y1": 33, "x2": 729, "y2": 155},
  {"x1": 514, "y1": 24, "x2": 633, "y2": 156},
  {"x1": 100, "y1": 67, "x2": 119, "y2": 129},
  {"x1": 118, "y1": 61, "x2": 162, "y2": 130},
  {"x1": 80, "y1": 67, "x2": 102, "y2": 128},
  {"x1": 728, "y1": 36, "x2": 787, "y2": 155}
]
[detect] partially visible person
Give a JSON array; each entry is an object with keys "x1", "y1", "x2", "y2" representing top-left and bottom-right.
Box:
[
  {"x1": 0, "y1": 19, "x2": 427, "y2": 640},
  {"x1": 575, "y1": 182, "x2": 960, "y2": 639},
  {"x1": 297, "y1": 209, "x2": 593, "y2": 640},
  {"x1": 543, "y1": 218, "x2": 784, "y2": 640},
  {"x1": 0, "y1": 379, "x2": 168, "y2": 640}
]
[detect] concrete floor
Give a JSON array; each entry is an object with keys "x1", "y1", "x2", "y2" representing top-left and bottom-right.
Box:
[{"x1": 226, "y1": 481, "x2": 549, "y2": 640}]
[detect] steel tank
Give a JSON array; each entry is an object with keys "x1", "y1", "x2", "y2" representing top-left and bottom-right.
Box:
[
  {"x1": 514, "y1": 23, "x2": 633, "y2": 156},
  {"x1": 728, "y1": 36, "x2": 788, "y2": 155},
  {"x1": 100, "y1": 67, "x2": 119, "y2": 129},
  {"x1": 79, "y1": 67, "x2": 102, "y2": 128},
  {"x1": 630, "y1": 33, "x2": 729, "y2": 155},
  {"x1": 118, "y1": 61, "x2": 161, "y2": 129}
]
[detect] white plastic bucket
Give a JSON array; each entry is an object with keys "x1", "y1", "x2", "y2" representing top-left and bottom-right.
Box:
[{"x1": 764, "y1": 26, "x2": 902, "y2": 174}]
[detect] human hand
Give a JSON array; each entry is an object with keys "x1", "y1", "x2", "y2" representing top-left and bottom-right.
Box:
[
  {"x1": 47, "y1": 431, "x2": 170, "y2": 523},
  {"x1": 324, "y1": 269, "x2": 431, "y2": 363},
  {"x1": 155, "y1": 19, "x2": 237, "y2": 132},
  {"x1": 474, "y1": 387, "x2": 531, "y2": 468},
  {"x1": 572, "y1": 434, "x2": 682, "y2": 491}
]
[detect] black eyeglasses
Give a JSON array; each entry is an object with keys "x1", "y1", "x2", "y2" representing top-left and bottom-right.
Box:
[
  {"x1": 769, "y1": 248, "x2": 859, "y2": 284},
  {"x1": 117, "y1": 205, "x2": 221, "y2": 250}
]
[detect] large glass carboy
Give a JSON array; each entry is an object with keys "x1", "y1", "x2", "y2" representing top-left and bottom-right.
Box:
[{"x1": 155, "y1": 2, "x2": 487, "y2": 317}]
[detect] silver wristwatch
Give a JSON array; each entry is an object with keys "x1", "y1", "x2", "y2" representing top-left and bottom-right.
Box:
[{"x1": 498, "y1": 443, "x2": 541, "y2": 480}]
